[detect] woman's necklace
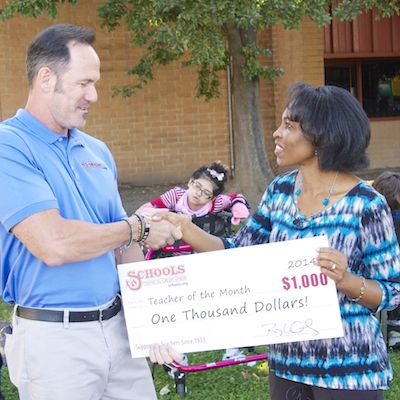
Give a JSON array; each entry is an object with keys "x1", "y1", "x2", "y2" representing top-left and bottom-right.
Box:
[{"x1": 294, "y1": 171, "x2": 339, "y2": 218}]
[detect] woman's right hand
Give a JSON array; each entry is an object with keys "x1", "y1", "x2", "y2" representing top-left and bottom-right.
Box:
[
  {"x1": 152, "y1": 211, "x2": 225, "y2": 253},
  {"x1": 152, "y1": 212, "x2": 192, "y2": 234}
]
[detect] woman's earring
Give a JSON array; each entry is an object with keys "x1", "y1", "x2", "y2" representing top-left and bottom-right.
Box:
[{"x1": 314, "y1": 149, "x2": 318, "y2": 157}]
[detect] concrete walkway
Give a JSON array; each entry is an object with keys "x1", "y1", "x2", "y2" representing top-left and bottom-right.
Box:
[
  {"x1": 119, "y1": 182, "x2": 179, "y2": 215},
  {"x1": 118, "y1": 166, "x2": 400, "y2": 214}
]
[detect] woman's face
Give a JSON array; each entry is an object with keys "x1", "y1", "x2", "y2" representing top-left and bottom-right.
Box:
[
  {"x1": 187, "y1": 178, "x2": 214, "y2": 209},
  {"x1": 273, "y1": 108, "x2": 315, "y2": 168}
]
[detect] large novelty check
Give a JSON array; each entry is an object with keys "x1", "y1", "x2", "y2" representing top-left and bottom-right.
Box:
[{"x1": 118, "y1": 235, "x2": 344, "y2": 358}]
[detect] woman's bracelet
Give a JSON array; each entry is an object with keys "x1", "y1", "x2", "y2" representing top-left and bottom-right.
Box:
[{"x1": 350, "y1": 276, "x2": 367, "y2": 302}]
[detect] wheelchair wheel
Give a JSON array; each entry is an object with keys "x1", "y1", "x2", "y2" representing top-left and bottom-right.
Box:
[
  {"x1": 175, "y1": 380, "x2": 187, "y2": 397},
  {"x1": 174, "y1": 370, "x2": 187, "y2": 397}
]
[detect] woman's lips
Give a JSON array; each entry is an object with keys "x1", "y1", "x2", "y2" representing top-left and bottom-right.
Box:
[{"x1": 274, "y1": 144, "x2": 283, "y2": 156}]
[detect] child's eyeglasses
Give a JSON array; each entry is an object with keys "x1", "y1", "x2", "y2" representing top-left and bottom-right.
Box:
[{"x1": 191, "y1": 180, "x2": 213, "y2": 200}]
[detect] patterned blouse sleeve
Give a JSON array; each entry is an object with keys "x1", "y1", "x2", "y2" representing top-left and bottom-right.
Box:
[
  {"x1": 360, "y1": 193, "x2": 400, "y2": 312},
  {"x1": 223, "y1": 184, "x2": 273, "y2": 248}
]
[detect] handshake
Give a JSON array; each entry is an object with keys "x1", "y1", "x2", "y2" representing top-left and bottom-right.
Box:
[
  {"x1": 130, "y1": 208, "x2": 191, "y2": 250},
  {"x1": 130, "y1": 201, "x2": 250, "y2": 252}
]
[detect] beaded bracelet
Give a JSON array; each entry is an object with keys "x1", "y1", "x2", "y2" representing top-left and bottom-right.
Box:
[
  {"x1": 121, "y1": 218, "x2": 134, "y2": 250},
  {"x1": 121, "y1": 214, "x2": 151, "y2": 251},
  {"x1": 141, "y1": 219, "x2": 151, "y2": 242},
  {"x1": 350, "y1": 276, "x2": 367, "y2": 302},
  {"x1": 132, "y1": 213, "x2": 144, "y2": 242},
  {"x1": 121, "y1": 213, "x2": 146, "y2": 250}
]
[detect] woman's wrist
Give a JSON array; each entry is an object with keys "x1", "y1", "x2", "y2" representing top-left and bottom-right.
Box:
[
  {"x1": 336, "y1": 272, "x2": 368, "y2": 303},
  {"x1": 349, "y1": 276, "x2": 367, "y2": 302},
  {"x1": 335, "y1": 271, "x2": 358, "y2": 293},
  {"x1": 178, "y1": 214, "x2": 193, "y2": 237}
]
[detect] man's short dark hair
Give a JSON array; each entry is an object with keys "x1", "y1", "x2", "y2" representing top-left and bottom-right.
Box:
[
  {"x1": 285, "y1": 82, "x2": 370, "y2": 172},
  {"x1": 26, "y1": 24, "x2": 95, "y2": 88}
]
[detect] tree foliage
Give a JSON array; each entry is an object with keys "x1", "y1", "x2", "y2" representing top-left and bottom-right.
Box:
[
  {"x1": 0, "y1": 0, "x2": 78, "y2": 19},
  {"x1": 93, "y1": 0, "x2": 400, "y2": 99},
  {"x1": 1, "y1": 0, "x2": 398, "y2": 100},
  {"x1": 1, "y1": 0, "x2": 398, "y2": 202}
]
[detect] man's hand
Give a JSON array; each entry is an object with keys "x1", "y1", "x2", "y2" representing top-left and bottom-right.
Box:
[
  {"x1": 155, "y1": 212, "x2": 192, "y2": 232},
  {"x1": 148, "y1": 212, "x2": 223, "y2": 253},
  {"x1": 135, "y1": 209, "x2": 183, "y2": 249}
]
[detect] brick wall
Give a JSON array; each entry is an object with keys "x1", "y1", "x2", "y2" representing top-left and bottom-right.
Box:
[
  {"x1": 369, "y1": 121, "x2": 400, "y2": 169},
  {"x1": 0, "y1": 2, "x2": 397, "y2": 185},
  {"x1": 0, "y1": 1, "x2": 232, "y2": 185},
  {"x1": 269, "y1": 18, "x2": 325, "y2": 174}
]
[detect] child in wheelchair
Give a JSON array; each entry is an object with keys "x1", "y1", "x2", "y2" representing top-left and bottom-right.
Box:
[
  {"x1": 137, "y1": 160, "x2": 249, "y2": 225},
  {"x1": 137, "y1": 161, "x2": 252, "y2": 362}
]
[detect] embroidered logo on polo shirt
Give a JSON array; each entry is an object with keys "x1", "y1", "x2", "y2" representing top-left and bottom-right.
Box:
[{"x1": 81, "y1": 161, "x2": 107, "y2": 169}]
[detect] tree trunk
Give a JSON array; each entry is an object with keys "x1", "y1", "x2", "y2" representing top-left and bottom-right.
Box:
[{"x1": 225, "y1": 24, "x2": 275, "y2": 209}]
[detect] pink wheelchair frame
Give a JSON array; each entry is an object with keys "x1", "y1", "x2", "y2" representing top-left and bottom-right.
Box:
[
  {"x1": 145, "y1": 243, "x2": 193, "y2": 260},
  {"x1": 146, "y1": 240, "x2": 268, "y2": 397}
]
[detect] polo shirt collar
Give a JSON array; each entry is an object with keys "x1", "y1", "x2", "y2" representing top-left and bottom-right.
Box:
[{"x1": 16, "y1": 109, "x2": 85, "y2": 147}]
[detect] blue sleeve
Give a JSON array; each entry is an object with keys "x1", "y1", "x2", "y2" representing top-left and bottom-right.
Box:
[
  {"x1": 361, "y1": 195, "x2": 400, "y2": 312},
  {"x1": 0, "y1": 129, "x2": 58, "y2": 231}
]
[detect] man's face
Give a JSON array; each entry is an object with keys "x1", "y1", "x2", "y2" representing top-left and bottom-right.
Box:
[{"x1": 49, "y1": 43, "x2": 100, "y2": 134}]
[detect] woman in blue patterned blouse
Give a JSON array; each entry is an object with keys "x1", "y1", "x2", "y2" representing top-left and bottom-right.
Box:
[{"x1": 151, "y1": 83, "x2": 400, "y2": 400}]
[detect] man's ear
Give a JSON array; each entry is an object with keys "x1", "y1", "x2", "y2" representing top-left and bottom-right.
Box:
[{"x1": 36, "y1": 67, "x2": 57, "y2": 93}]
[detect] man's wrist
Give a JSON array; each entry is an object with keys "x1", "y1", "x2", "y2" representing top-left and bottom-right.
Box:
[
  {"x1": 121, "y1": 218, "x2": 135, "y2": 250},
  {"x1": 121, "y1": 214, "x2": 151, "y2": 250}
]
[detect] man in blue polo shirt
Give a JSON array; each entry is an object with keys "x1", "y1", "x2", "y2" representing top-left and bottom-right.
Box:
[{"x1": 0, "y1": 24, "x2": 181, "y2": 400}]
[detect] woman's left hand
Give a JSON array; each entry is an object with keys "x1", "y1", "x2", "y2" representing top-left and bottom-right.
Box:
[
  {"x1": 316, "y1": 247, "x2": 348, "y2": 285},
  {"x1": 149, "y1": 343, "x2": 184, "y2": 365}
]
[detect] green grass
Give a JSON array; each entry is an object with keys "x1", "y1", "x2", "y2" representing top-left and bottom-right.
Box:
[
  {"x1": 1, "y1": 368, "x2": 18, "y2": 400},
  {"x1": 387, "y1": 350, "x2": 400, "y2": 400},
  {"x1": 152, "y1": 348, "x2": 269, "y2": 399},
  {"x1": 0, "y1": 301, "x2": 12, "y2": 323},
  {"x1": 0, "y1": 301, "x2": 399, "y2": 400},
  {"x1": 152, "y1": 349, "x2": 400, "y2": 399}
]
